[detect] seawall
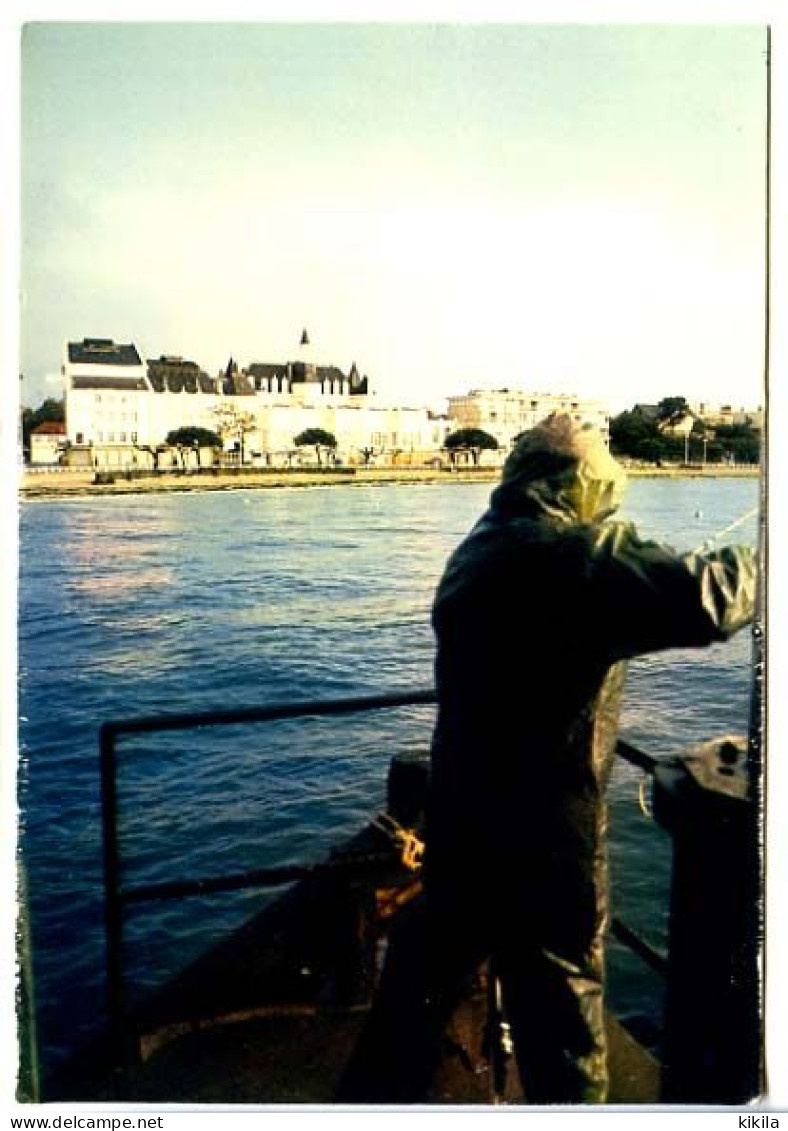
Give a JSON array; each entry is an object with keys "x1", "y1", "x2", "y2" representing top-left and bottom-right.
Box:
[{"x1": 19, "y1": 464, "x2": 760, "y2": 500}]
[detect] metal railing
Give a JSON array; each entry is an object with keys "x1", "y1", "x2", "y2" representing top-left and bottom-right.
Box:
[{"x1": 100, "y1": 687, "x2": 665, "y2": 1067}]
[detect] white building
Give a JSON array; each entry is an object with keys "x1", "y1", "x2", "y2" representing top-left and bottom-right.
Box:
[
  {"x1": 64, "y1": 339, "x2": 152, "y2": 466},
  {"x1": 29, "y1": 421, "x2": 67, "y2": 465},
  {"x1": 63, "y1": 336, "x2": 444, "y2": 469},
  {"x1": 447, "y1": 388, "x2": 611, "y2": 453}
]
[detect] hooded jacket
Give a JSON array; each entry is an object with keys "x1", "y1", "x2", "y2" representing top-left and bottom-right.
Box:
[{"x1": 426, "y1": 415, "x2": 756, "y2": 928}]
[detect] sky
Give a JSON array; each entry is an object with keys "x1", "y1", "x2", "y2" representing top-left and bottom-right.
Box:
[{"x1": 18, "y1": 20, "x2": 769, "y2": 414}]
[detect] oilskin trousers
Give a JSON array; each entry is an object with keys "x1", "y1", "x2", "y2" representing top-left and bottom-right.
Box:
[{"x1": 335, "y1": 872, "x2": 608, "y2": 1104}]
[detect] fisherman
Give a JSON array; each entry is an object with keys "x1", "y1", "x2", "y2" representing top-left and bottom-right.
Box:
[{"x1": 337, "y1": 413, "x2": 757, "y2": 1105}]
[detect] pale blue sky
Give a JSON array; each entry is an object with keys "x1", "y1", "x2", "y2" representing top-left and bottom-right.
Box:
[{"x1": 20, "y1": 22, "x2": 768, "y2": 410}]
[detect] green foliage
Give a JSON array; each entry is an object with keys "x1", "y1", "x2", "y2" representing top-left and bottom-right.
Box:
[
  {"x1": 295, "y1": 428, "x2": 338, "y2": 449},
  {"x1": 609, "y1": 411, "x2": 657, "y2": 457},
  {"x1": 444, "y1": 427, "x2": 499, "y2": 465},
  {"x1": 656, "y1": 396, "x2": 690, "y2": 424},
  {"x1": 165, "y1": 426, "x2": 222, "y2": 448},
  {"x1": 610, "y1": 407, "x2": 761, "y2": 465},
  {"x1": 610, "y1": 410, "x2": 685, "y2": 464},
  {"x1": 294, "y1": 428, "x2": 337, "y2": 466},
  {"x1": 713, "y1": 424, "x2": 760, "y2": 465}
]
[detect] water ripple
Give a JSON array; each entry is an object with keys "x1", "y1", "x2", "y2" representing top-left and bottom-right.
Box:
[{"x1": 18, "y1": 477, "x2": 758, "y2": 1073}]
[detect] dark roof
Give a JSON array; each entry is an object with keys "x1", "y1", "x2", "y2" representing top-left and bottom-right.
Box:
[
  {"x1": 147, "y1": 357, "x2": 213, "y2": 394},
  {"x1": 247, "y1": 363, "x2": 289, "y2": 381},
  {"x1": 157, "y1": 374, "x2": 200, "y2": 393},
  {"x1": 71, "y1": 375, "x2": 149, "y2": 391},
  {"x1": 68, "y1": 339, "x2": 143, "y2": 366},
  {"x1": 347, "y1": 362, "x2": 368, "y2": 395},
  {"x1": 222, "y1": 369, "x2": 255, "y2": 396},
  {"x1": 147, "y1": 356, "x2": 201, "y2": 372},
  {"x1": 316, "y1": 366, "x2": 346, "y2": 382},
  {"x1": 31, "y1": 421, "x2": 66, "y2": 435}
]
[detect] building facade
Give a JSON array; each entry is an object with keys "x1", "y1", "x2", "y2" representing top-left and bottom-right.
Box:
[
  {"x1": 446, "y1": 388, "x2": 611, "y2": 453},
  {"x1": 63, "y1": 336, "x2": 443, "y2": 469},
  {"x1": 29, "y1": 421, "x2": 67, "y2": 465},
  {"x1": 63, "y1": 339, "x2": 616, "y2": 470}
]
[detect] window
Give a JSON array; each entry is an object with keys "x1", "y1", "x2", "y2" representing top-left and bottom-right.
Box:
[
  {"x1": 76, "y1": 432, "x2": 84, "y2": 445},
  {"x1": 120, "y1": 432, "x2": 127, "y2": 443},
  {"x1": 131, "y1": 432, "x2": 138, "y2": 443}
]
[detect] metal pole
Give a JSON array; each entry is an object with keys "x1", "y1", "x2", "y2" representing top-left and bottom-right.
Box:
[{"x1": 99, "y1": 723, "x2": 128, "y2": 1071}]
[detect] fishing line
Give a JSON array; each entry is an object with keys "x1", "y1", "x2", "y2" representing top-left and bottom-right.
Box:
[{"x1": 697, "y1": 506, "x2": 759, "y2": 553}]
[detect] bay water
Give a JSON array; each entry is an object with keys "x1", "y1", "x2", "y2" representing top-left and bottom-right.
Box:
[{"x1": 18, "y1": 476, "x2": 759, "y2": 1080}]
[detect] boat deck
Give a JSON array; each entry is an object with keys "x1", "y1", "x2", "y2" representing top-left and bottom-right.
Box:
[
  {"x1": 50, "y1": 815, "x2": 660, "y2": 1105},
  {"x1": 81, "y1": 991, "x2": 658, "y2": 1105}
]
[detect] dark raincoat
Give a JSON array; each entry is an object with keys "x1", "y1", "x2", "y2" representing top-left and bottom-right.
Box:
[{"x1": 337, "y1": 415, "x2": 756, "y2": 1105}]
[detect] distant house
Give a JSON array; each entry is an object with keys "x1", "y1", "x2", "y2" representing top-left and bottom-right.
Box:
[
  {"x1": 633, "y1": 402, "x2": 697, "y2": 437},
  {"x1": 658, "y1": 412, "x2": 697, "y2": 438},
  {"x1": 30, "y1": 421, "x2": 67, "y2": 465}
]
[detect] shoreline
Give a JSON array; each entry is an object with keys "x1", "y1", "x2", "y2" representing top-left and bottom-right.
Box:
[{"x1": 19, "y1": 464, "x2": 760, "y2": 500}]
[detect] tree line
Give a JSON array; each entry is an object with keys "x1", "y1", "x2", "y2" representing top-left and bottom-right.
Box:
[{"x1": 609, "y1": 397, "x2": 761, "y2": 465}]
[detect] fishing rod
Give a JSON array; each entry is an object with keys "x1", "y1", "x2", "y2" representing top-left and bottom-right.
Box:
[{"x1": 697, "y1": 506, "x2": 759, "y2": 552}]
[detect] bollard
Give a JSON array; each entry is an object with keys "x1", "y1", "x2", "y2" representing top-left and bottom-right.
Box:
[{"x1": 653, "y1": 735, "x2": 762, "y2": 1103}]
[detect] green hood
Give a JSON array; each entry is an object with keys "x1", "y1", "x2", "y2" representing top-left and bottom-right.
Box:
[{"x1": 490, "y1": 413, "x2": 627, "y2": 524}]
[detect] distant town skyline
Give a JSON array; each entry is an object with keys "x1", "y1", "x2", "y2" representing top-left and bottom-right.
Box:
[
  {"x1": 20, "y1": 23, "x2": 768, "y2": 413},
  {"x1": 27, "y1": 329, "x2": 765, "y2": 421}
]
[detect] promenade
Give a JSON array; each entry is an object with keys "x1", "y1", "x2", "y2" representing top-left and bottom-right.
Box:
[
  {"x1": 19, "y1": 463, "x2": 759, "y2": 499},
  {"x1": 20, "y1": 466, "x2": 495, "y2": 498}
]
